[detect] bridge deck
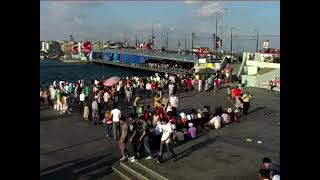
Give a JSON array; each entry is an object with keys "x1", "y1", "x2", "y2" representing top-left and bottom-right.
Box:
[{"x1": 62, "y1": 59, "x2": 193, "y2": 75}]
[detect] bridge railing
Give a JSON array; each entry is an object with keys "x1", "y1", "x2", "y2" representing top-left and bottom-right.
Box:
[
  {"x1": 93, "y1": 60, "x2": 193, "y2": 74},
  {"x1": 95, "y1": 49, "x2": 198, "y2": 62}
]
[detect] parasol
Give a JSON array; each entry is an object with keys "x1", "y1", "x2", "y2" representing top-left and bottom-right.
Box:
[{"x1": 103, "y1": 76, "x2": 121, "y2": 87}]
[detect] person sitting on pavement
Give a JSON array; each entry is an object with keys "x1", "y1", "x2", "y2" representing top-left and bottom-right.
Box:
[
  {"x1": 179, "y1": 111, "x2": 188, "y2": 127},
  {"x1": 184, "y1": 122, "x2": 197, "y2": 140},
  {"x1": 221, "y1": 111, "x2": 231, "y2": 126},
  {"x1": 269, "y1": 170, "x2": 280, "y2": 180},
  {"x1": 258, "y1": 168, "x2": 271, "y2": 180},
  {"x1": 206, "y1": 114, "x2": 222, "y2": 129},
  {"x1": 260, "y1": 157, "x2": 280, "y2": 176}
]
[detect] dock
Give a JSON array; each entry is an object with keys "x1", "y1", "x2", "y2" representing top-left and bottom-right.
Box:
[{"x1": 61, "y1": 59, "x2": 194, "y2": 75}]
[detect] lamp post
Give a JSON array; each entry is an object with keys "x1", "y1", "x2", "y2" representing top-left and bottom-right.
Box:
[
  {"x1": 230, "y1": 27, "x2": 237, "y2": 56},
  {"x1": 214, "y1": 8, "x2": 228, "y2": 52}
]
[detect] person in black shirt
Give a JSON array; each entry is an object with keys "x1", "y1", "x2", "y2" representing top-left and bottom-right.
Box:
[{"x1": 127, "y1": 114, "x2": 139, "y2": 162}]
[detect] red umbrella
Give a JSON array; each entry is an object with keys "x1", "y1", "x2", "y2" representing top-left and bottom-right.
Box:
[{"x1": 103, "y1": 76, "x2": 121, "y2": 87}]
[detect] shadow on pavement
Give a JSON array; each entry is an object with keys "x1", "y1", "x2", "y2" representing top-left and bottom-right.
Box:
[
  {"x1": 165, "y1": 137, "x2": 218, "y2": 162},
  {"x1": 248, "y1": 106, "x2": 266, "y2": 115},
  {"x1": 40, "y1": 153, "x2": 117, "y2": 180}
]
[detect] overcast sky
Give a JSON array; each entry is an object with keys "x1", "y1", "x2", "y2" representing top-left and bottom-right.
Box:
[{"x1": 40, "y1": 1, "x2": 280, "y2": 52}]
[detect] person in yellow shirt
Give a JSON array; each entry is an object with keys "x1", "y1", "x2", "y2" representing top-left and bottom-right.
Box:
[
  {"x1": 154, "y1": 94, "x2": 161, "y2": 109},
  {"x1": 241, "y1": 92, "x2": 252, "y2": 115}
]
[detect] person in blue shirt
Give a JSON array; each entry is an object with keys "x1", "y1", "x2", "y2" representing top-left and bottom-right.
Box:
[{"x1": 261, "y1": 157, "x2": 280, "y2": 176}]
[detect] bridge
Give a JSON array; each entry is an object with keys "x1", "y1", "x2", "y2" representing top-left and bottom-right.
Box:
[
  {"x1": 62, "y1": 59, "x2": 194, "y2": 75},
  {"x1": 92, "y1": 48, "x2": 198, "y2": 63}
]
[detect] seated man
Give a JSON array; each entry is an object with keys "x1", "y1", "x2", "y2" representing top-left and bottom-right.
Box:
[
  {"x1": 261, "y1": 157, "x2": 280, "y2": 176},
  {"x1": 258, "y1": 169, "x2": 270, "y2": 180},
  {"x1": 270, "y1": 171, "x2": 280, "y2": 180},
  {"x1": 179, "y1": 111, "x2": 188, "y2": 126}
]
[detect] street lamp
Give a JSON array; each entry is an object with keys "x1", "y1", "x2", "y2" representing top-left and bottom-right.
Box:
[
  {"x1": 214, "y1": 8, "x2": 228, "y2": 52},
  {"x1": 152, "y1": 20, "x2": 160, "y2": 44},
  {"x1": 230, "y1": 27, "x2": 237, "y2": 56}
]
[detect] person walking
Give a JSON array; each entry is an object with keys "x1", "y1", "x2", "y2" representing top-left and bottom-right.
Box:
[
  {"x1": 169, "y1": 94, "x2": 178, "y2": 117},
  {"x1": 111, "y1": 107, "x2": 121, "y2": 140},
  {"x1": 104, "y1": 110, "x2": 113, "y2": 139},
  {"x1": 83, "y1": 98, "x2": 90, "y2": 120},
  {"x1": 156, "y1": 119, "x2": 178, "y2": 164},
  {"x1": 119, "y1": 116, "x2": 129, "y2": 161},
  {"x1": 128, "y1": 115, "x2": 139, "y2": 162},
  {"x1": 79, "y1": 91, "x2": 85, "y2": 114},
  {"x1": 139, "y1": 117, "x2": 153, "y2": 160},
  {"x1": 92, "y1": 98, "x2": 99, "y2": 124},
  {"x1": 242, "y1": 92, "x2": 252, "y2": 115}
]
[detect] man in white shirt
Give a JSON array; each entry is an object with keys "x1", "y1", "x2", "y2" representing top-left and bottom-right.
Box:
[
  {"x1": 168, "y1": 82, "x2": 174, "y2": 95},
  {"x1": 79, "y1": 91, "x2": 85, "y2": 114},
  {"x1": 145, "y1": 82, "x2": 152, "y2": 97},
  {"x1": 169, "y1": 95, "x2": 178, "y2": 116},
  {"x1": 156, "y1": 119, "x2": 178, "y2": 164},
  {"x1": 111, "y1": 107, "x2": 121, "y2": 140}
]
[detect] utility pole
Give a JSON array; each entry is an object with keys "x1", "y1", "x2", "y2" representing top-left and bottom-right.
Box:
[
  {"x1": 191, "y1": 32, "x2": 195, "y2": 50},
  {"x1": 221, "y1": 28, "x2": 223, "y2": 50},
  {"x1": 135, "y1": 34, "x2": 138, "y2": 48},
  {"x1": 212, "y1": 34, "x2": 215, "y2": 52},
  {"x1": 230, "y1": 28, "x2": 233, "y2": 55},
  {"x1": 124, "y1": 32, "x2": 127, "y2": 47},
  {"x1": 166, "y1": 32, "x2": 169, "y2": 50},
  {"x1": 215, "y1": 16, "x2": 218, "y2": 51},
  {"x1": 184, "y1": 34, "x2": 187, "y2": 51},
  {"x1": 256, "y1": 31, "x2": 259, "y2": 52}
]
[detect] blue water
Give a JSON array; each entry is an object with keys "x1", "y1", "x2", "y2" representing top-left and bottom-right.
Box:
[{"x1": 40, "y1": 60, "x2": 152, "y2": 87}]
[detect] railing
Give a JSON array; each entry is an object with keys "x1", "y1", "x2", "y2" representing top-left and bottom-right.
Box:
[
  {"x1": 93, "y1": 49, "x2": 198, "y2": 63},
  {"x1": 91, "y1": 60, "x2": 193, "y2": 74}
]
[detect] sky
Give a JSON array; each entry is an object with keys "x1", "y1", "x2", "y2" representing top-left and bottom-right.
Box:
[{"x1": 40, "y1": 1, "x2": 280, "y2": 52}]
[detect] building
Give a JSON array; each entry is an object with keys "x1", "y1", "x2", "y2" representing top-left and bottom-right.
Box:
[
  {"x1": 40, "y1": 41, "x2": 62, "y2": 57},
  {"x1": 61, "y1": 42, "x2": 75, "y2": 57}
]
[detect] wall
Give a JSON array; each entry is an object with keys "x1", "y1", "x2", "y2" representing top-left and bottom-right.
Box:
[
  {"x1": 246, "y1": 60, "x2": 280, "y2": 69},
  {"x1": 241, "y1": 75, "x2": 257, "y2": 87},
  {"x1": 247, "y1": 66, "x2": 258, "y2": 75}
]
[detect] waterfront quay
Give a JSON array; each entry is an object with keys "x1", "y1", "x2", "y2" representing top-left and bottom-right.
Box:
[
  {"x1": 62, "y1": 59, "x2": 194, "y2": 75},
  {"x1": 40, "y1": 87, "x2": 280, "y2": 180}
]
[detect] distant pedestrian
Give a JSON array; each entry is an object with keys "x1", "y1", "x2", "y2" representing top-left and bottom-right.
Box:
[
  {"x1": 92, "y1": 98, "x2": 99, "y2": 124},
  {"x1": 104, "y1": 110, "x2": 113, "y2": 138}
]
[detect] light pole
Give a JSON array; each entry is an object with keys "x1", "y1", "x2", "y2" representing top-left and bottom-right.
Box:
[
  {"x1": 152, "y1": 20, "x2": 160, "y2": 44},
  {"x1": 214, "y1": 8, "x2": 228, "y2": 52},
  {"x1": 249, "y1": 28, "x2": 260, "y2": 52},
  {"x1": 230, "y1": 27, "x2": 236, "y2": 55}
]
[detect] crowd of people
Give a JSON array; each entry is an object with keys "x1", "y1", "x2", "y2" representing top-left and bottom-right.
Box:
[{"x1": 40, "y1": 63, "x2": 279, "y2": 175}]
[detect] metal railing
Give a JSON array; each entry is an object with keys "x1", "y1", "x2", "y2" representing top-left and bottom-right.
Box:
[
  {"x1": 91, "y1": 60, "x2": 193, "y2": 74},
  {"x1": 93, "y1": 49, "x2": 198, "y2": 63}
]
